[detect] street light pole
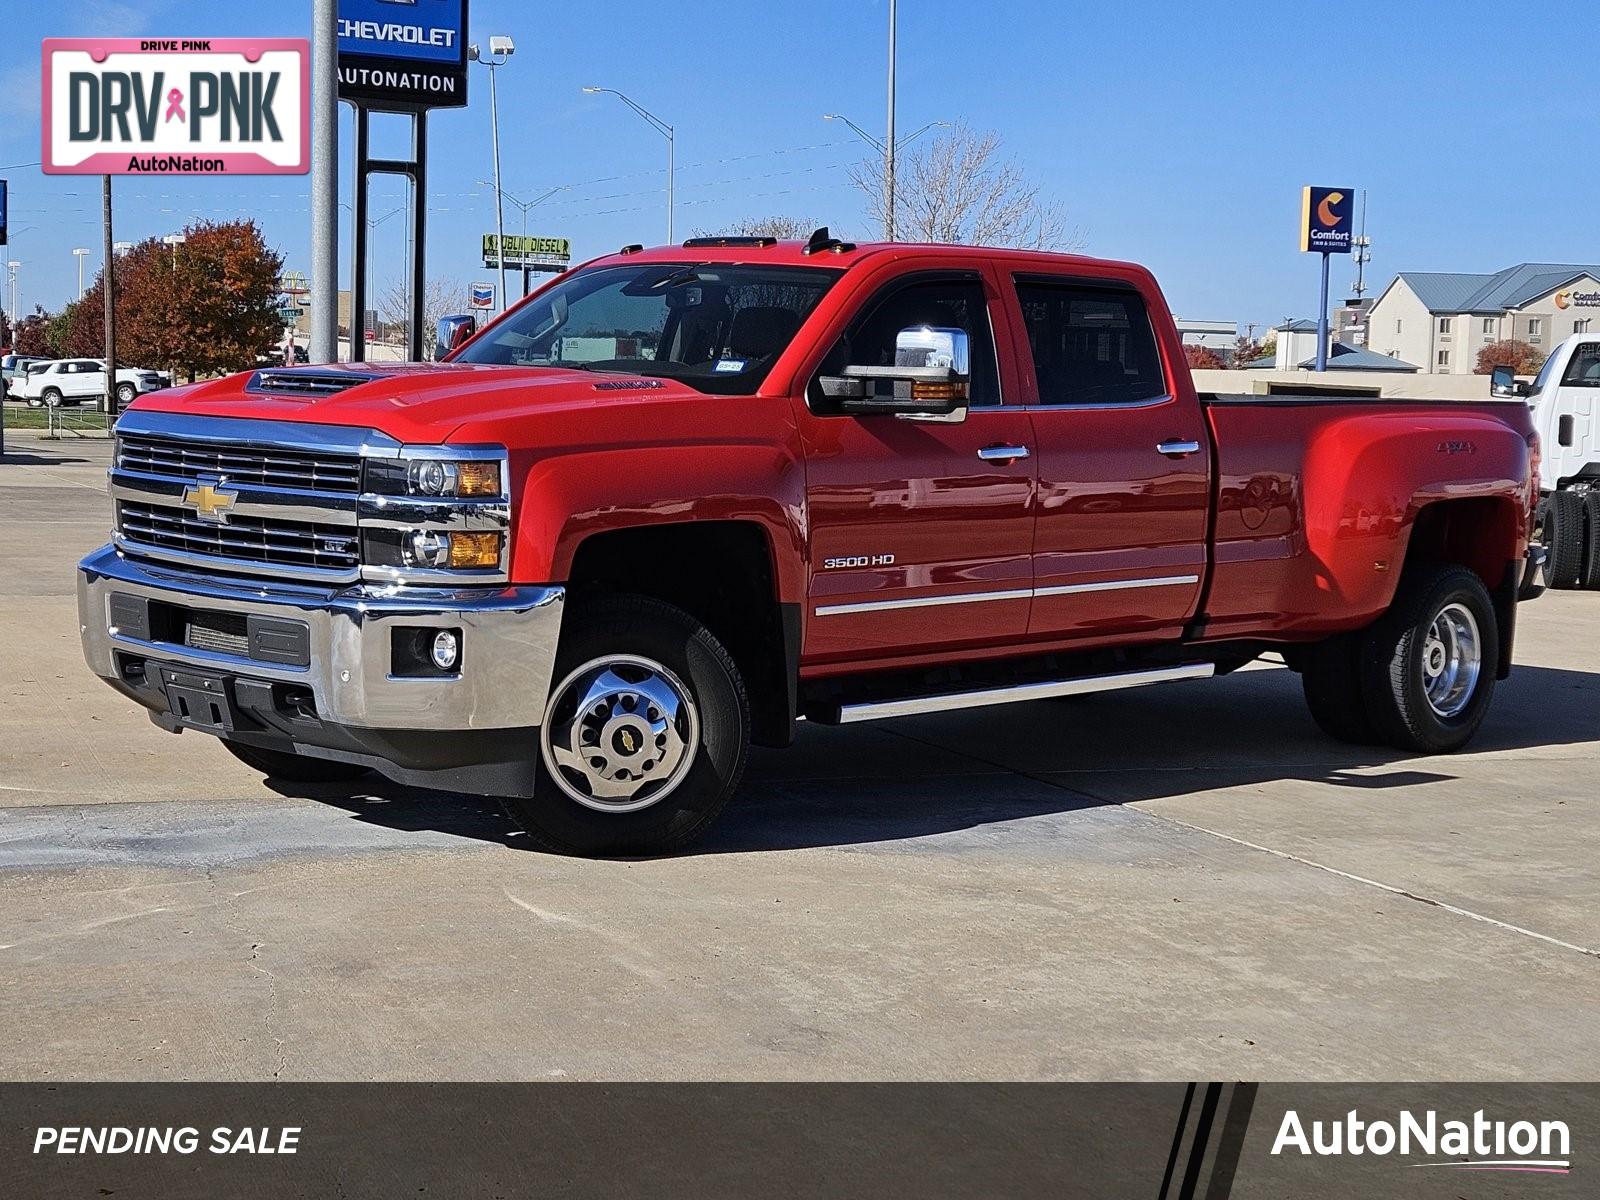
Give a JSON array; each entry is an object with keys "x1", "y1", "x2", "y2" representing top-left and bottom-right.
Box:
[
  {"x1": 886, "y1": 0, "x2": 897, "y2": 241},
  {"x1": 471, "y1": 38, "x2": 515, "y2": 314},
  {"x1": 6, "y1": 261, "x2": 20, "y2": 331},
  {"x1": 478, "y1": 181, "x2": 569, "y2": 296},
  {"x1": 823, "y1": 113, "x2": 948, "y2": 240},
  {"x1": 583, "y1": 87, "x2": 674, "y2": 243}
]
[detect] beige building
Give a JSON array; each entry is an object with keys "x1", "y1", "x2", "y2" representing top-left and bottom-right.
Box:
[{"x1": 1366, "y1": 263, "x2": 1600, "y2": 374}]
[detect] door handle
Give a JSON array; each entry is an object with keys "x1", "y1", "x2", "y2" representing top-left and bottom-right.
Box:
[
  {"x1": 1156, "y1": 439, "x2": 1202, "y2": 458},
  {"x1": 978, "y1": 444, "x2": 1030, "y2": 464}
]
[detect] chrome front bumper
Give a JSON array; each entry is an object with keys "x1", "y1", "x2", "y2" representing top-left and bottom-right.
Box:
[{"x1": 78, "y1": 544, "x2": 564, "y2": 733}]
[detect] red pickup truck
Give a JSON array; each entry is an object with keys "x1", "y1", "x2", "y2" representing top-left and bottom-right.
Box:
[{"x1": 79, "y1": 231, "x2": 1543, "y2": 855}]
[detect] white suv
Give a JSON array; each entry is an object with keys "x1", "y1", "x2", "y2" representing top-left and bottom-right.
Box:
[{"x1": 14, "y1": 359, "x2": 168, "y2": 408}]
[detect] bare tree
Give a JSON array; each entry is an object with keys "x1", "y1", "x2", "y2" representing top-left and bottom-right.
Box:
[
  {"x1": 850, "y1": 123, "x2": 1080, "y2": 250},
  {"x1": 380, "y1": 277, "x2": 469, "y2": 358},
  {"x1": 693, "y1": 216, "x2": 821, "y2": 240}
]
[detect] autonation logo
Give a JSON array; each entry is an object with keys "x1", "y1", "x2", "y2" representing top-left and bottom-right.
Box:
[{"x1": 1272, "y1": 1108, "x2": 1571, "y2": 1174}]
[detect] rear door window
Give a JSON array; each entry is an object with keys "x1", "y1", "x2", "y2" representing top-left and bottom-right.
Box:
[
  {"x1": 1012, "y1": 280, "x2": 1168, "y2": 406},
  {"x1": 1560, "y1": 342, "x2": 1600, "y2": 387}
]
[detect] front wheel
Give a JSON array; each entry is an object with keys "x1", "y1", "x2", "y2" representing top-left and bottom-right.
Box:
[
  {"x1": 507, "y1": 595, "x2": 750, "y2": 857},
  {"x1": 1360, "y1": 565, "x2": 1498, "y2": 754}
]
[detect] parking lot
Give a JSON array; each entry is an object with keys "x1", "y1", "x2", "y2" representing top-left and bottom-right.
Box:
[{"x1": 1, "y1": 433, "x2": 1596, "y2": 1082}]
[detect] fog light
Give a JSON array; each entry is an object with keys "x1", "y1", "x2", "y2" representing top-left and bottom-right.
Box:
[{"x1": 430, "y1": 630, "x2": 460, "y2": 671}]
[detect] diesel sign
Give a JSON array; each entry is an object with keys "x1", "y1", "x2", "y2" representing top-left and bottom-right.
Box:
[{"x1": 43, "y1": 39, "x2": 308, "y2": 176}]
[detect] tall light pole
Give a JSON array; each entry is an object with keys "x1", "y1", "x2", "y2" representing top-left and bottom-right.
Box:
[
  {"x1": 478, "y1": 181, "x2": 569, "y2": 297},
  {"x1": 823, "y1": 113, "x2": 948, "y2": 239},
  {"x1": 470, "y1": 37, "x2": 515, "y2": 313},
  {"x1": 162, "y1": 232, "x2": 186, "y2": 270},
  {"x1": 583, "y1": 87, "x2": 674, "y2": 243},
  {"x1": 886, "y1": 0, "x2": 897, "y2": 241},
  {"x1": 72, "y1": 247, "x2": 91, "y2": 299},
  {"x1": 309, "y1": 0, "x2": 338, "y2": 364}
]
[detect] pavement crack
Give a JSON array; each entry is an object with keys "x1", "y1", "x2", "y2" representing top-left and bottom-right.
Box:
[
  {"x1": 1139, "y1": 813, "x2": 1600, "y2": 964},
  {"x1": 882, "y1": 724, "x2": 1600, "y2": 964}
]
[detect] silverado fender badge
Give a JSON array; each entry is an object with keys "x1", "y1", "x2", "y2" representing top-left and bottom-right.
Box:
[{"x1": 182, "y1": 482, "x2": 240, "y2": 523}]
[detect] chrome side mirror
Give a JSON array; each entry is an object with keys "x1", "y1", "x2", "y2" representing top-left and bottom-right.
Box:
[
  {"x1": 1489, "y1": 364, "x2": 1517, "y2": 398},
  {"x1": 434, "y1": 314, "x2": 477, "y2": 361},
  {"x1": 818, "y1": 325, "x2": 971, "y2": 422}
]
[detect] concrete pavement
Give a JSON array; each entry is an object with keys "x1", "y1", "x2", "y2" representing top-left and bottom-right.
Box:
[{"x1": 1, "y1": 434, "x2": 1596, "y2": 1080}]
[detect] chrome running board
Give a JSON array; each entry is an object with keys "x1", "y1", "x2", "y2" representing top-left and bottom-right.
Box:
[{"x1": 835, "y1": 662, "x2": 1216, "y2": 724}]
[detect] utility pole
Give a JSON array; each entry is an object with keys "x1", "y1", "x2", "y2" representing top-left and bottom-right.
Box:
[
  {"x1": 309, "y1": 0, "x2": 338, "y2": 363},
  {"x1": 885, "y1": 0, "x2": 897, "y2": 242},
  {"x1": 101, "y1": 175, "x2": 116, "y2": 420}
]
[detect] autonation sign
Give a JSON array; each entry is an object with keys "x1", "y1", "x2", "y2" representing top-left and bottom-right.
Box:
[{"x1": 42, "y1": 39, "x2": 309, "y2": 176}]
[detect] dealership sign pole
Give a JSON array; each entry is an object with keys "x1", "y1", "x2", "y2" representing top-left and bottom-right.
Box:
[
  {"x1": 337, "y1": 0, "x2": 468, "y2": 362},
  {"x1": 1300, "y1": 186, "x2": 1354, "y2": 372}
]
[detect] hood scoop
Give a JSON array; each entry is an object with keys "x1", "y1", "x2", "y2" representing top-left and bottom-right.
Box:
[{"x1": 246, "y1": 367, "x2": 378, "y2": 397}]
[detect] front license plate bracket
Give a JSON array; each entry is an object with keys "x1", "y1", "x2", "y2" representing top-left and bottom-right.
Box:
[{"x1": 160, "y1": 665, "x2": 237, "y2": 731}]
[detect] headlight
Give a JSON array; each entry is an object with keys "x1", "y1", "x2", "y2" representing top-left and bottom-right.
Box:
[
  {"x1": 365, "y1": 529, "x2": 505, "y2": 572},
  {"x1": 365, "y1": 457, "x2": 502, "y2": 498}
]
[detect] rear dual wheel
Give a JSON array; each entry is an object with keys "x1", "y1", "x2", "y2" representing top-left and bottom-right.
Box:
[
  {"x1": 1301, "y1": 565, "x2": 1497, "y2": 754},
  {"x1": 1545, "y1": 491, "x2": 1585, "y2": 590}
]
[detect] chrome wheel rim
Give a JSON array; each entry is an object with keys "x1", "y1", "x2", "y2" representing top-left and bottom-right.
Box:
[
  {"x1": 1421, "y1": 602, "x2": 1481, "y2": 719},
  {"x1": 539, "y1": 654, "x2": 700, "y2": 813}
]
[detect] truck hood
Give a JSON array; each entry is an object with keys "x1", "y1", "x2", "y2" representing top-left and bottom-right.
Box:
[{"x1": 127, "y1": 361, "x2": 705, "y2": 444}]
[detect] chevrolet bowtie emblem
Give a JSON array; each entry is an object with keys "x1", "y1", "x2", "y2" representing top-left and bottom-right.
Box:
[{"x1": 183, "y1": 482, "x2": 239, "y2": 523}]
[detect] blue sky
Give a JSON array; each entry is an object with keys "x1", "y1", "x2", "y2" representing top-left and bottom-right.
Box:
[{"x1": 3, "y1": 0, "x2": 1593, "y2": 336}]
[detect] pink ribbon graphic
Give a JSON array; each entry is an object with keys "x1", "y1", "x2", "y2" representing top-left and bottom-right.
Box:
[{"x1": 164, "y1": 88, "x2": 185, "y2": 123}]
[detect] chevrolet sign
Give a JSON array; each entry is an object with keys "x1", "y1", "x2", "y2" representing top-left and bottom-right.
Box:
[{"x1": 337, "y1": 0, "x2": 468, "y2": 111}]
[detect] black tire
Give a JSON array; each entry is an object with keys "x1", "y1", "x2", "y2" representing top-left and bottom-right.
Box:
[
  {"x1": 507, "y1": 594, "x2": 749, "y2": 857},
  {"x1": 1300, "y1": 633, "x2": 1380, "y2": 744},
  {"x1": 1581, "y1": 494, "x2": 1600, "y2": 590},
  {"x1": 116, "y1": 382, "x2": 136, "y2": 405},
  {"x1": 1359, "y1": 565, "x2": 1498, "y2": 754},
  {"x1": 222, "y1": 740, "x2": 372, "y2": 783},
  {"x1": 41, "y1": 388, "x2": 63, "y2": 408},
  {"x1": 1546, "y1": 490, "x2": 1585, "y2": 589}
]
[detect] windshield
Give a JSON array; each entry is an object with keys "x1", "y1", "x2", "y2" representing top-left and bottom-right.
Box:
[{"x1": 453, "y1": 261, "x2": 843, "y2": 394}]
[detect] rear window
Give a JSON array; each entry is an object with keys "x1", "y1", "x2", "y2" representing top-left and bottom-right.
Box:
[
  {"x1": 1012, "y1": 280, "x2": 1167, "y2": 406},
  {"x1": 1560, "y1": 342, "x2": 1600, "y2": 388}
]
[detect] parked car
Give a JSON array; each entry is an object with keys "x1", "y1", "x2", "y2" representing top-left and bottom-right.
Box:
[
  {"x1": 79, "y1": 231, "x2": 1541, "y2": 856},
  {"x1": 0, "y1": 353, "x2": 49, "y2": 400},
  {"x1": 13, "y1": 358, "x2": 167, "y2": 408},
  {"x1": 1493, "y1": 333, "x2": 1600, "y2": 588}
]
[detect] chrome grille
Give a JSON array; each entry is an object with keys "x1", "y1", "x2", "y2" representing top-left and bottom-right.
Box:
[
  {"x1": 117, "y1": 432, "x2": 362, "y2": 494},
  {"x1": 117, "y1": 500, "x2": 361, "y2": 576}
]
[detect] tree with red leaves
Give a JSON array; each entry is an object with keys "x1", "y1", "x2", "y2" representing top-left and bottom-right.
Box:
[
  {"x1": 111, "y1": 220, "x2": 284, "y2": 380},
  {"x1": 1184, "y1": 343, "x2": 1226, "y2": 370},
  {"x1": 1475, "y1": 339, "x2": 1544, "y2": 376},
  {"x1": 11, "y1": 307, "x2": 54, "y2": 357}
]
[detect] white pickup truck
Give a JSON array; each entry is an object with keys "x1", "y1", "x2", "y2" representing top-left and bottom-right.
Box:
[{"x1": 1495, "y1": 333, "x2": 1600, "y2": 588}]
